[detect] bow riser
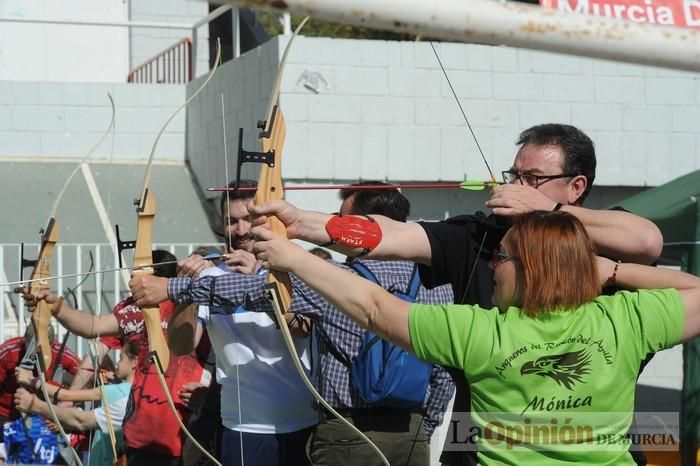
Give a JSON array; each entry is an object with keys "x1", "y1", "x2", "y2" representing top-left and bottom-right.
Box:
[
  {"x1": 132, "y1": 191, "x2": 170, "y2": 370},
  {"x1": 30, "y1": 300, "x2": 53, "y2": 371},
  {"x1": 28, "y1": 218, "x2": 59, "y2": 371},
  {"x1": 255, "y1": 108, "x2": 293, "y2": 311}
]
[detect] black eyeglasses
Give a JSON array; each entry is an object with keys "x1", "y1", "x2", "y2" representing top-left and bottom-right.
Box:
[
  {"x1": 490, "y1": 247, "x2": 518, "y2": 268},
  {"x1": 502, "y1": 170, "x2": 575, "y2": 188}
]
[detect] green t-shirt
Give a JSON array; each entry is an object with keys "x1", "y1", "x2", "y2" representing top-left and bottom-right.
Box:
[{"x1": 409, "y1": 289, "x2": 684, "y2": 465}]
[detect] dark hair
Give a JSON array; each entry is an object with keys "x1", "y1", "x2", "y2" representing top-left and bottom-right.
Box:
[
  {"x1": 517, "y1": 124, "x2": 596, "y2": 204},
  {"x1": 509, "y1": 211, "x2": 599, "y2": 316},
  {"x1": 191, "y1": 245, "x2": 223, "y2": 265},
  {"x1": 152, "y1": 249, "x2": 177, "y2": 278},
  {"x1": 219, "y1": 179, "x2": 257, "y2": 216},
  {"x1": 191, "y1": 245, "x2": 223, "y2": 257},
  {"x1": 99, "y1": 354, "x2": 116, "y2": 373},
  {"x1": 308, "y1": 247, "x2": 332, "y2": 260},
  {"x1": 339, "y1": 181, "x2": 410, "y2": 222},
  {"x1": 122, "y1": 339, "x2": 141, "y2": 360}
]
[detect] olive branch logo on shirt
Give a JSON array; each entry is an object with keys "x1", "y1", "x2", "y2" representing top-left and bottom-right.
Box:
[{"x1": 520, "y1": 349, "x2": 592, "y2": 390}]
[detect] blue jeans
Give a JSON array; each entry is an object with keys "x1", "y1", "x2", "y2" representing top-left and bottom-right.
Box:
[{"x1": 220, "y1": 427, "x2": 313, "y2": 466}]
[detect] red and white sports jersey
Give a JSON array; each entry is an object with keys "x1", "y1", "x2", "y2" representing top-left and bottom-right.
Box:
[
  {"x1": 0, "y1": 337, "x2": 80, "y2": 418},
  {"x1": 112, "y1": 297, "x2": 211, "y2": 457}
]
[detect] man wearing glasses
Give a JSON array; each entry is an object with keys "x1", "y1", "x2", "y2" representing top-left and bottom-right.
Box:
[
  {"x1": 484, "y1": 124, "x2": 659, "y2": 264},
  {"x1": 250, "y1": 123, "x2": 660, "y2": 300},
  {"x1": 248, "y1": 122, "x2": 662, "y2": 466}
]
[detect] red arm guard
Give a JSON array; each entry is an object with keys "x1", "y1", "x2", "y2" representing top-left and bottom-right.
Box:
[{"x1": 324, "y1": 214, "x2": 382, "y2": 256}]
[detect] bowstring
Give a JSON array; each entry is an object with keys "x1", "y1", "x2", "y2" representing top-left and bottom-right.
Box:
[
  {"x1": 90, "y1": 90, "x2": 119, "y2": 465},
  {"x1": 216, "y1": 42, "x2": 246, "y2": 466},
  {"x1": 429, "y1": 41, "x2": 496, "y2": 184},
  {"x1": 430, "y1": 41, "x2": 496, "y2": 304}
]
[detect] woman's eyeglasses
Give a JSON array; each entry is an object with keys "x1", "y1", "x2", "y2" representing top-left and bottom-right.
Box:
[{"x1": 491, "y1": 247, "x2": 518, "y2": 268}]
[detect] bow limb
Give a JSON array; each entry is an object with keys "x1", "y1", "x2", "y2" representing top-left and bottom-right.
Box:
[
  {"x1": 86, "y1": 95, "x2": 121, "y2": 463},
  {"x1": 97, "y1": 383, "x2": 119, "y2": 462},
  {"x1": 92, "y1": 341, "x2": 119, "y2": 463},
  {"x1": 34, "y1": 339, "x2": 83, "y2": 466},
  {"x1": 135, "y1": 40, "x2": 222, "y2": 370},
  {"x1": 252, "y1": 17, "x2": 311, "y2": 312},
  {"x1": 267, "y1": 291, "x2": 390, "y2": 466},
  {"x1": 151, "y1": 357, "x2": 221, "y2": 466},
  {"x1": 27, "y1": 94, "x2": 115, "y2": 466},
  {"x1": 23, "y1": 219, "x2": 85, "y2": 466},
  {"x1": 251, "y1": 18, "x2": 389, "y2": 465},
  {"x1": 49, "y1": 93, "x2": 116, "y2": 219},
  {"x1": 130, "y1": 192, "x2": 170, "y2": 370},
  {"x1": 83, "y1": 313, "x2": 119, "y2": 463},
  {"x1": 128, "y1": 193, "x2": 220, "y2": 466},
  {"x1": 27, "y1": 218, "x2": 59, "y2": 372}
]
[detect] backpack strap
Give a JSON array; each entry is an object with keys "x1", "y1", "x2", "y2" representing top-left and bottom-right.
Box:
[
  {"x1": 350, "y1": 261, "x2": 422, "y2": 300},
  {"x1": 314, "y1": 320, "x2": 352, "y2": 367},
  {"x1": 347, "y1": 261, "x2": 379, "y2": 283},
  {"x1": 316, "y1": 262, "x2": 382, "y2": 367},
  {"x1": 348, "y1": 261, "x2": 420, "y2": 354},
  {"x1": 404, "y1": 264, "x2": 422, "y2": 300}
]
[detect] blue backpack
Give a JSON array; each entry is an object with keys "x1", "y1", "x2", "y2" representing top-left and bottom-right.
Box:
[{"x1": 320, "y1": 262, "x2": 433, "y2": 408}]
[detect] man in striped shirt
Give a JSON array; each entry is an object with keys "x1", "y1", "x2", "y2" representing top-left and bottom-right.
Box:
[{"x1": 130, "y1": 183, "x2": 455, "y2": 466}]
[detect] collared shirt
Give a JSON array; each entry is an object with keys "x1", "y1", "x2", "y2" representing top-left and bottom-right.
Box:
[
  {"x1": 169, "y1": 259, "x2": 455, "y2": 435},
  {"x1": 197, "y1": 266, "x2": 318, "y2": 434}
]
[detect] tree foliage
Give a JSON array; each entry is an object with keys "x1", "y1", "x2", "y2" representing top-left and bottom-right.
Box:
[{"x1": 257, "y1": 12, "x2": 418, "y2": 41}]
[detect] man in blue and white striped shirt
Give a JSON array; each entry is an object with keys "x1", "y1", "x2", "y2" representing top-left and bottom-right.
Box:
[{"x1": 130, "y1": 182, "x2": 455, "y2": 466}]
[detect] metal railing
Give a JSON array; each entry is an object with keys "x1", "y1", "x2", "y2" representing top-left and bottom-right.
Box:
[
  {"x1": 125, "y1": 5, "x2": 291, "y2": 82},
  {"x1": 0, "y1": 242, "x2": 222, "y2": 357},
  {"x1": 126, "y1": 4, "x2": 240, "y2": 83},
  {"x1": 127, "y1": 37, "x2": 193, "y2": 84},
  {"x1": 0, "y1": 6, "x2": 292, "y2": 84}
]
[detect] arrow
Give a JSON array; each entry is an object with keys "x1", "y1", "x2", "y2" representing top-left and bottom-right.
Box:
[
  {"x1": 1, "y1": 253, "x2": 225, "y2": 289},
  {"x1": 209, "y1": 180, "x2": 501, "y2": 193}
]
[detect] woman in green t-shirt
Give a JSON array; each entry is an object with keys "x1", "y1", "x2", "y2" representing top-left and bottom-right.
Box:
[{"x1": 253, "y1": 210, "x2": 700, "y2": 465}]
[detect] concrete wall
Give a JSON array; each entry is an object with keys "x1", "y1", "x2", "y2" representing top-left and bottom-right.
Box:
[
  {"x1": 0, "y1": 0, "x2": 129, "y2": 82},
  {"x1": 0, "y1": 81, "x2": 186, "y2": 160},
  {"x1": 186, "y1": 36, "x2": 279, "y2": 196},
  {"x1": 187, "y1": 36, "x2": 700, "y2": 196},
  {"x1": 0, "y1": 0, "x2": 209, "y2": 83}
]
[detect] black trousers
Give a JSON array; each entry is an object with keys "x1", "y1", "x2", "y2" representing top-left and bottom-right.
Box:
[{"x1": 126, "y1": 447, "x2": 182, "y2": 466}]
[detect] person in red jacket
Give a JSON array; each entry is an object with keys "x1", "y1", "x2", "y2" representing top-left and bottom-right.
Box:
[
  {"x1": 23, "y1": 250, "x2": 212, "y2": 466},
  {"x1": 0, "y1": 325, "x2": 81, "y2": 439}
]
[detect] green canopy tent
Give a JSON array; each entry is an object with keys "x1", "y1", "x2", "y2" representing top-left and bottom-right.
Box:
[{"x1": 617, "y1": 169, "x2": 700, "y2": 466}]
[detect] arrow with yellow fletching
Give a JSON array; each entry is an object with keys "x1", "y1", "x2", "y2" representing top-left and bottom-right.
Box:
[{"x1": 208, "y1": 179, "x2": 501, "y2": 193}]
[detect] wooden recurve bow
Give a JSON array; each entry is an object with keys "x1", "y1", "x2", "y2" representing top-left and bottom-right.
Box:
[{"x1": 117, "y1": 43, "x2": 224, "y2": 466}]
